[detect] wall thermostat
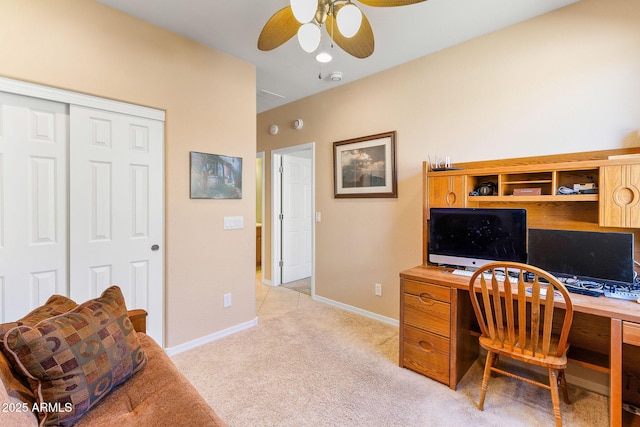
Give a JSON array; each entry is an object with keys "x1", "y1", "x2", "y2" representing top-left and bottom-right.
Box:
[
  {"x1": 293, "y1": 119, "x2": 303, "y2": 130},
  {"x1": 269, "y1": 124, "x2": 279, "y2": 135}
]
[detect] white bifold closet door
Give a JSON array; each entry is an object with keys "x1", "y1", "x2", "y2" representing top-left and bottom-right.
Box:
[
  {"x1": 0, "y1": 92, "x2": 68, "y2": 321},
  {"x1": 0, "y1": 93, "x2": 164, "y2": 347},
  {"x1": 69, "y1": 105, "x2": 164, "y2": 345}
]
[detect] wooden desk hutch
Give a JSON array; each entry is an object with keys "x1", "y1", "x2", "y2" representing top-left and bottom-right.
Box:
[{"x1": 399, "y1": 148, "x2": 640, "y2": 427}]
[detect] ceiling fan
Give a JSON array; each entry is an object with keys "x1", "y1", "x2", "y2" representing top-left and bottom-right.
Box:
[{"x1": 258, "y1": 0, "x2": 426, "y2": 59}]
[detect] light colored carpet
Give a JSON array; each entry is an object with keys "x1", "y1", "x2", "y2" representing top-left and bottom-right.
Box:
[
  {"x1": 281, "y1": 276, "x2": 311, "y2": 295},
  {"x1": 172, "y1": 300, "x2": 608, "y2": 427}
]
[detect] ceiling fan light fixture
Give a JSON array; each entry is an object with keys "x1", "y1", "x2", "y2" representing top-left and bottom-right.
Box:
[
  {"x1": 290, "y1": 0, "x2": 317, "y2": 24},
  {"x1": 297, "y1": 22, "x2": 321, "y2": 53},
  {"x1": 336, "y1": 3, "x2": 362, "y2": 38},
  {"x1": 315, "y1": 52, "x2": 332, "y2": 63}
]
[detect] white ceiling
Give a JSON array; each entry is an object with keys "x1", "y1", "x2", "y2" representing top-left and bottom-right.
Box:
[{"x1": 98, "y1": 0, "x2": 578, "y2": 114}]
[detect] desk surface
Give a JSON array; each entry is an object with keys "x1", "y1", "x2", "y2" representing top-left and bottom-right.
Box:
[{"x1": 400, "y1": 265, "x2": 640, "y2": 324}]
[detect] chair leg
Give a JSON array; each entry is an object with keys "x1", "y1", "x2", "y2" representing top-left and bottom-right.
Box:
[
  {"x1": 478, "y1": 351, "x2": 496, "y2": 411},
  {"x1": 549, "y1": 369, "x2": 563, "y2": 427},
  {"x1": 490, "y1": 353, "x2": 500, "y2": 378},
  {"x1": 558, "y1": 370, "x2": 570, "y2": 404}
]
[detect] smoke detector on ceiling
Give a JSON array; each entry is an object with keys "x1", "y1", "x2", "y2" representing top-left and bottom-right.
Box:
[{"x1": 329, "y1": 72, "x2": 343, "y2": 82}]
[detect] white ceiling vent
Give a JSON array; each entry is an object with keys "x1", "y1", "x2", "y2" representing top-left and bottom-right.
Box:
[{"x1": 257, "y1": 89, "x2": 287, "y2": 112}]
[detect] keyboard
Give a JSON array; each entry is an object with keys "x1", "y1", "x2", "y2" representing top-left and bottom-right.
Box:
[
  {"x1": 451, "y1": 269, "x2": 518, "y2": 284},
  {"x1": 564, "y1": 284, "x2": 604, "y2": 297},
  {"x1": 555, "y1": 278, "x2": 605, "y2": 298},
  {"x1": 525, "y1": 287, "x2": 563, "y2": 298}
]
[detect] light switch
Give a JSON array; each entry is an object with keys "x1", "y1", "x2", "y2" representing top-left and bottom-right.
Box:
[
  {"x1": 223, "y1": 216, "x2": 244, "y2": 230},
  {"x1": 315, "y1": 212, "x2": 321, "y2": 222}
]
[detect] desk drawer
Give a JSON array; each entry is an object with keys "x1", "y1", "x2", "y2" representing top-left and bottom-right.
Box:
[
  {"x1": 403, "y1": 325, "x2": 450, "y2": 385},
  {"x1": 404, "y1": 280, "x2": 451, "y2": 303},
  {"x1": 404, "y1": 293, "x2": 450, "y2": 337},
  {"x1": 624, "y1": 321, "x2": 640, "y2": 346}
]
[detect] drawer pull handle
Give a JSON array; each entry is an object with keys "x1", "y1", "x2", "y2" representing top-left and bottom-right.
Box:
[
  {"x1": 419, "y1": 293, "x2": 435, "y2": 305},
  {"x1": 418, "y1": 340, "x2": 433, "y2": 353}
]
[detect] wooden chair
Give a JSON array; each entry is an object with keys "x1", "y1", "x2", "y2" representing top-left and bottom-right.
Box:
[{"x1": 468, "y1": 262, "x2": 574, "y2": 427}]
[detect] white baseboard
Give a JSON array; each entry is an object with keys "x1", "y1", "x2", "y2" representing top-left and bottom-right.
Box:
[
  {"x1": 164, "y1": 317, "x2": 258, "y2": 356},
  {"x1": 313, "y1": 295, "x2": 399, "y2": 327}
]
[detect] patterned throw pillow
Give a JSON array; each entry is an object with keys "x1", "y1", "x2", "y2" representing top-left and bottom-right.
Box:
[
  {"x1": 0, "y1": 295, "x2": 77, "y2": 408},
  {"x1": 0, "y1": 295, "x2": 77, "y2": 347},
  {"x1": 2, "y1": 286, "x2": 147, "y2": 427}
]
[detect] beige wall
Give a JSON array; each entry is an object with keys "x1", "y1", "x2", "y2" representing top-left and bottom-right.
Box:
[
  {"x1": 0, "y1": 1, "x2": 257, "y2": 347},
  {"x1": 257, "y1": 0, "x2": 640, "y2": 320}
]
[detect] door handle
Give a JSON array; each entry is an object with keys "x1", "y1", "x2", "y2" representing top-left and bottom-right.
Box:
[{"x1": 151, "y1": 244, "x2": 160, "y2": 251}]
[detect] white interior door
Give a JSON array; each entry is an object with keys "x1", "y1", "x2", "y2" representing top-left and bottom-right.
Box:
[
  {"x1": 69, "y1": 105, "x2": 164, "y2": 345},
  {"x1": 0, "y1": 92, "x2": 68, "y2": 322},
  {"x1": 281, "y1": 152, "x2": 312, "y2": 283}
]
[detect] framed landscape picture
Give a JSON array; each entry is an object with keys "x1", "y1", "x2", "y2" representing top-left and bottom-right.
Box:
[
  {"x1": 333, "y1": 131, "x2": 397, "y2": 198},
  {"x1": 190, "y1": 151, "x2": 243, "y2": 199}
]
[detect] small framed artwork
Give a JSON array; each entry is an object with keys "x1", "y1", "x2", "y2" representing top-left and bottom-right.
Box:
[
  {"x1": 333, "y1": 131, "x2": 397, "y2": 198},
  {"x1": 190, "y1": 151, "x2": 243, "y2": 199}
]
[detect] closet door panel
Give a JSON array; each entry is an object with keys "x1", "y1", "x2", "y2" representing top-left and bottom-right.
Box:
[
  {"x1": 70, "y1": 105, "x2": 164, "y2": 346},
  {"x1": 90, "y1": 160, "x2": 112, "y2": 240},
  {"x1": 0, "y1": 92, "x2": 68, "y2": 321}
]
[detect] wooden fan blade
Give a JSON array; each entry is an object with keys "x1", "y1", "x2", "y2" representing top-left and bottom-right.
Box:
[
  {"x1": 326, "y1": 12, "x2": 374, "y2": 58},
  {"x1": 257, "y1": 6, "x2": 301, "y2": 51},
  {"x1": 357, "y1": 0, "x2": 426, "y2": 6}
]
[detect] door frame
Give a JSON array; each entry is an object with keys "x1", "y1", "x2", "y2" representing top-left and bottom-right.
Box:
[
  {"x1": 256, "y1": 151, "x2": 265, "y2": 281},
  {"x1": 271, "y1": 143, "x2": 315, "y2": 293},
  {"x1": 0, "y1": 77, "x2": 164, "y2": 121}
]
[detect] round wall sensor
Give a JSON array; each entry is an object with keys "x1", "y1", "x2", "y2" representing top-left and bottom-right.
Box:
[
  {"x1": 269, "y1": 124, "x2": 279, "y2": 135},
  {"x1": 293, "y1": 119, "x2": 304, "y2": 130}
]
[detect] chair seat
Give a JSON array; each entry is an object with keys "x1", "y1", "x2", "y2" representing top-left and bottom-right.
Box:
[{"x1": 479, "y1": 335, "x2": 568, "y2": 369}]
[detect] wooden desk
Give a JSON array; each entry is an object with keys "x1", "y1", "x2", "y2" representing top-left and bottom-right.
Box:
[{"x1": 400, "y1": 265, "x2": 640, "y2": 427}]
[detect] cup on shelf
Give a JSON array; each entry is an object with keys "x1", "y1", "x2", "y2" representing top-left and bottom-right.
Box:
[{"x1": 428, "y1": 155, "x2": 452, "y2": 171}]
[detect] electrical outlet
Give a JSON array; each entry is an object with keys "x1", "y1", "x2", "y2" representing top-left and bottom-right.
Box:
[
  {"x1": 223, "y1": 293, "x2": 232, "y2": 308},
  {"x1": 375, "y1": 283, "x2": 382, "y2": 296}
]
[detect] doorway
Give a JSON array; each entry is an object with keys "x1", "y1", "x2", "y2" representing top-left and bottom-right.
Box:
[
  {"x1": 271, "y1": 143, "x2": 315, "y2": 294},
  {"x1": 256, "y1": 152, "x2": 264, "y2": 280}
]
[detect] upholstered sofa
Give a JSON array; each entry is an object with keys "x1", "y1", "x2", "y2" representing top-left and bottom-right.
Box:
[{"x1": 0, "y1": 288, "x2": 226, "y2": 426}]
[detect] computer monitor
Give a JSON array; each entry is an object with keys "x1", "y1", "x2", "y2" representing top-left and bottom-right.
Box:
[
  {"x1": 428, "y1": 208, "x2": 528, "y2": 269},
  {"x1": 528, "y1": 228, "x2": 634, "y2": 285}
]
